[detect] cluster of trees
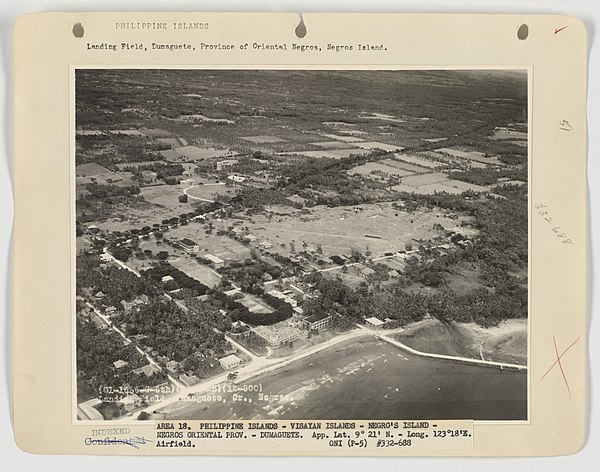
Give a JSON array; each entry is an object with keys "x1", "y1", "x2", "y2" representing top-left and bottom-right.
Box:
[
  {"x1": 143, "y1": 262, "x2": 210, "y2": 296},
  {"x1": 219, "y1": 258, "x2": 283, "y2": 288},
  {"x1": 75, "y1": 133, "x2": 166, "y2": 168},
  {"x1": 113, "y1": 299, "x2": 230, "y2": 364},
  {"x1": 76, "y1": 318, "x2": 167, "y2": 402},
  {"x1": 76, "y1": 253, "x2": 159, "y2": 308}
]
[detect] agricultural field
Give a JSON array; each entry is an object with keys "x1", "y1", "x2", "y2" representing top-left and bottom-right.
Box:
[
  {"x1": 240, "y1": 135, "x2": 287, "y2": 144},
  {"x1": 435, "y1": 147, "x2": 503, "y2": 166},
  {"x1": 348, "y1": 161, "x2": 414, "y2": 178},
  {"x1": 393, "y1": 153, "x2": 444, "y2": 169},
  {"x1": 353, "y1": 141, "x2": 405, "y2": 152},
  {"x1": 399, "y1": 172, "x2": 450, "y2": 188}
]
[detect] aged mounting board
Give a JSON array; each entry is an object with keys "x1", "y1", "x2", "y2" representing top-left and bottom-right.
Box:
[{"x1": 12, "y1": 12, "x2": 587, "y2": 456}]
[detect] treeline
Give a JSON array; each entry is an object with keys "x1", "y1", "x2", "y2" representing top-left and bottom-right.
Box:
[{"x1": 448, "y1": 167, "x2": 527, "y2": 186}]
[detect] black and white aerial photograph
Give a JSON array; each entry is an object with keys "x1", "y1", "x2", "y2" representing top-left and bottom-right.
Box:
[{"x1": 75, "y1": 69, "x2": 529, "y2": 422}]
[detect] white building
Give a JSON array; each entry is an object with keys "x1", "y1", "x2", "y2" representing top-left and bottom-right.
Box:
[
  {"x1": 365, "y1": 316, "x2": 385, "y2": 328},
  {"x1": 219, "y1": 354, "x2": 242, "y2": 371},
  {"x1": 180, "y1": 178, "x2": 195, "y2": 188}
]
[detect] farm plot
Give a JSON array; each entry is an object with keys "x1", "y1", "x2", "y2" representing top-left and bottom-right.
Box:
[
  {"x1": 399, "y1": 172, "x2": 449, "y2": 188},
  {"x1": 435, "y1": 147, "x2": 503, "y2": 166},
  {"x1": 353, "y1": 141, "x2": 404, "y2": 152},
  {"x1": 240, "y1": 135, "x2": 287, "y2": 144},
  {"x1": 348, "y1": 162, "x2": 414, "y2": 178},
  {"x1": 321, "y1": 133, "x2": 365, "y2": 143},
  {"x1": 441, "y1": 180, "x2": 491, "y2": 193},
  {"x1": 417, "y1": 183, "x2": 463, "y2": 195},
  {"x1": 310, "y1": 141, "x2": 360, "y2": 150},
  {"x1": 391, "y1": 184, "x2": 431, "y2": 195},
  {"x1": 108, "y1": 129, "x2": 145, "y2": 136},
  {"x1": 394, "y1": 153, "x2": 443, "y2": 169},
  {"x1": 139, "y1": 128, "x2": 173, "y2": 138}
]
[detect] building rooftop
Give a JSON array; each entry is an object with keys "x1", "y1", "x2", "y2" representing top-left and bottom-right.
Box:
[
  {"x1": 305, "y1": 312, "x2": 330, "y2": 323},
  {"x1": 365, "y1": 316, "x2": 385, "y2": 326}
]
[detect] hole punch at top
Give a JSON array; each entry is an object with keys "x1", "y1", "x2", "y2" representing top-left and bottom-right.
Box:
[
  {"x1": 517, "y1": 24, "x2": 528, "y2": 40},
  {"x1": 295, "y1": 15, "x2": 307, "y2": 38},
  {"x1": 73, "y1": 23, "x2": 84, "y2": 38}
]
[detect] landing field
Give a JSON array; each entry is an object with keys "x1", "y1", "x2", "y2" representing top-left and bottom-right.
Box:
[{"x1": 238, "y1": 202, "x2": 467, "y2": 259}]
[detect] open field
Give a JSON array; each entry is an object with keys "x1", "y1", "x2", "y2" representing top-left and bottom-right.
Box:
[
  {"x1": 348, "y1": 161, "x2": 414, "y2": 178},
  {"x1": 320, "y1": 133, "x2": 365, "y2": 143},
  {"x1": 240, "y1": 135, "x2": 287, "y2": 144},
  {"x1": 394, "y1": 153, "x2": 444, "y2": 169},
  {"x1": 379, "y1": 158, "x2": 428, "y2": 173},
  {"x1": 169, "y1": 256, "x2": 223, "y2": 287},
  {"x1": 140, "y1": 185, "x2": 188, "y2": 209},
  {"x1": 353, "y1": 141, "x2": 404, "y2": 152},
  {"x1": 436, "y1": 147, "x2": 503, "y2": 166},
  {"x1": 235, "y1": 202, "x2": 467, "y2": 259},
  {"x1": 185, "y1": 184, "x2": 237, "y2": 201},
  {"x1": 399, "y1": 172, "x2": 449, "y2": 187},
  {"x1": 490, "y1": 128, "x2": 527, "y2": 141},
  {"x1": 310, "y1": 141, "x2": 360, "y2": 150},
  {"x1": 165, "y1": 335, "x2": 527, "y2": 420},
  {"x1": 165, "y1": 226, "x2": 253, "y2": 262}
]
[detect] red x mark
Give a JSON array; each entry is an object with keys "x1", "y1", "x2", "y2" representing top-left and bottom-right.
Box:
[{"x1": 541, "y1": 336, "x2": 580, "y2": 398}]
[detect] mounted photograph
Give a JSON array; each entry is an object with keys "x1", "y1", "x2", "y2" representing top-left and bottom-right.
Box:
[{"x1": 74, "y1": 68, "x2": 529, "y2": 423}]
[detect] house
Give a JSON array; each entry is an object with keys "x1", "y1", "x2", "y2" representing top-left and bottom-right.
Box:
[
  {"x1": 133, "y1": 364, "x2": 162, "y2": 378},
  {"x1": 361, "y1": 267, "x2": 376, "y2": 277},
  {"x1": 113, "y1": 359, "x2": 129, "y2": 370},
  {"x1": 161, "y1": 275, "x2": 175, "y2": 283},
  {"x1": 252, "y1": 325, "x2": 301, "y2": 348},
  {"x1": 105, "y1": 306, "x2": 117, "y2": 316},
  {"x1": 387, "y1": 269, "x2": 400, "y2": 278},
  {"x1": 132, "y1": 334, "x2": 148, "y2": 343},
  {"x1": 121, "y1": 300, "x2": 136, "y2": 311},
  {"x1": 259, "y1": 241, "x2": 273, "y2": 250},
  {"x1": 90, "y1": 314, "x2": 108, "y2": 330},
  {"x1": 219, "y1": 354, "x2": 242, "y2": 371},
  {"x1": 180, "y1": 178, "x2": 195, "y2": 188},
  {"x1": 302, "y1": 312, "x2": 331, "y2": 332},
  {"x1": 227, "y1": 175, "x2": 247, "y2": 183},
  {"x1": 95, "y1": 291, "x2": 106, "y2": 299},
  {"x1": 166, "y1": 360, "x2": 181, "y2": 374},
  {"x1": 179, "y1": 373, "x2": 200, "y2": 387},
  {"x1": 204, "y1": 253, "x2": 225, "y2": 267},
  {"x1": 141, "y1": 170, "x2": 158, "y2": 183},
  {"x1": 365, "y1": 317, "x2": 385, "y2": 328},
  {"x1": 180, "y1": 238, "x2": 199, "y2": 253},
  {"x1": 245, "y1": 234, "x2": 258, "y2": 242},
  {"x1": 119, "y1": 393, "x2": 143, "y2": 411}
]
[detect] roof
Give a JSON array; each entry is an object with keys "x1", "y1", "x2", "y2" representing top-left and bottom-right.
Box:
[
  {"x1": 181, "y1": 238, "x2": 198, "y2": 246},
  {"x1": 113, "y1": 360, "x2": 129, "y2": 369},
  {"x1": 204, "y1": 253, "x2": 225, "y2": 264},
  {"x1": 365, "y1": 316, "x2": 385, "y2": 326},
  {"x1": 133, "y1": 364, "x2": 161, "y2": 377},
  {"x1": 219, "y1": 354, "x2": 242, "y2": 364},
  {"x1": 305, "y1": 312, "x2": 330, "y2": 323}
]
